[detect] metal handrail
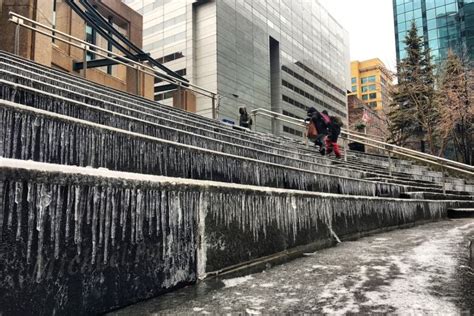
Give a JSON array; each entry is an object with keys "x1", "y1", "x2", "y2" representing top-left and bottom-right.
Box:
[
  {"x1": 8, "y1": 11, "x2": 219, "y2": 118},
  {"x1": 340, "y1": 130, "x2": 474, "y2": 172},
  {"x1": 250, "y1": 108, "x2": 474, "y2": 178}
]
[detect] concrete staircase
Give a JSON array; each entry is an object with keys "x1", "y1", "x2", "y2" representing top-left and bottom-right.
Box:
[{"x1": 0, "y1": 50, "x2": 472, "y2": 315}]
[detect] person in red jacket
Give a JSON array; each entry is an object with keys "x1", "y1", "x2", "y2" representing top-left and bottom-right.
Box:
[
  {"x1": 326, "y1": 115, "x2": 343, "y2": 159},
  {"x1": 306, "y1": 108, "x2": 331, "y2": 155}
]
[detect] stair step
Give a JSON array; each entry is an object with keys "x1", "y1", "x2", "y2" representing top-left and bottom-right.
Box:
[
  {"x1": 401, "y1": 192, "x2": 474, "y2": 201},
  {"x1": 447, "y1": 208, "x2": 474, "y2": 218}
]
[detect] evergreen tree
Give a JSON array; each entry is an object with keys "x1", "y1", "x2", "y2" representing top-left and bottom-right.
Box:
[
  {"x1": 388, "y1": 21, "x2": 438, "y2": 153},
  {"x1": 437, "y1": 50, "x2": 474, "y2": 164}
]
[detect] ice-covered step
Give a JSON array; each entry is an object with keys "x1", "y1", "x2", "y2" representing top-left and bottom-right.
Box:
[
  {"x1": 330, "y1": 161, "x2": 452, "y2": 187},
  {"x1": 447, "y1": 208, "x2": 474, "y2": 218},
  {"x1": 364, "y1": 175, "x2": 443, "y2": 186},
  {"x1": 332, "y1": 162, "x2": 426, "y2": 179},
  {"x1": 347, "y1": 152, "x2": 415, "y2": 168},
  {"x1": 0, "y1": 54, "x2": 312, "y2": 155},
  {"x1": 400, "y1": 192, "x2": 474, "y2": 201},
  {"x1": 403, "y1": 185, "x2": 472, "y2": 196},
  {"x1": 362, "y1": 177, "x2": 444, "y2": 187},
  {"x1": 6, "y1": 73, "x2": 462, "y2": 194},
  {"x1": 0, "y1": 157, "x2": 470, "y2": 314},
  {"x1": 344, "y1": 155, "x2": 414, "y2": 169},
  {"x1": 0, "y1": 51, "x2": 469, "y2": 190},
  {"x1": 2, "y1": 81, "x2": 389, "y2": 181},
  {"x1": 0, "y1": 70, "x2": 330, "y2": 166},
  {"x1": 0, "y1": 54, "x2": 460, "y2": 186},
  {"x1": 331, "y1": 155, "x2": 430, "y2": 175},
  {"x1": 0, "y1": 100, "x2": 403, "y2": 197}
]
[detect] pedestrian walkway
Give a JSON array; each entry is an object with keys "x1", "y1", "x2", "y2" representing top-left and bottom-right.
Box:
[{"x1": 113, "y1": 219, "x2": 474, "y2": 315}]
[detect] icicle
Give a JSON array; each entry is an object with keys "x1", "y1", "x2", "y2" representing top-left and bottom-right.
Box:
[
  {"x1": 7, "y1": 182, "x2": 15, "y2": 228},
  {"x1": 36, "y1": 184, "x2": 51, "y2": 281},
  {"x1": 26, "y1": 183, "x2": 35, "y2": 263},
  {"x1": 0, "y1": 181, "x2": 4, "y2": 238},
  {"x1": 54, "y1": 185, "x2": 63, "y2": 259},
  {"x1": 111, "y1": 188, "x2": 117, "y2": 247},
  {"x1": 65, "y1": 187, "x2": 73, "y2": 240},
  {"x1": 103, "y1": 187, "x2": 112, "y2": 264},
  {"x1": 136, "y1": 189, "x2": 143, "y2": 242},
  {"x1": 91, "y1": 186, "x2": 100, "y2": 264},
  {"x1": 130, "y1": 188, "x2": 136, "y2": 244},
  {"x1": 74, "y1": 185, "x2": 82, "y2": 255},
  {"x1": 13, "y1": 182, "x2": 23, "y2": 240}
]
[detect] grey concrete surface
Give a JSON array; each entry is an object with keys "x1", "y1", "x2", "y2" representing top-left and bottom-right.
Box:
[{"x1": 113, "y1": 219, "x2": 474, "y2": 315}]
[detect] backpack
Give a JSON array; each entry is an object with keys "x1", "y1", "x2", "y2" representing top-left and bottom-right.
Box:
[
  {"x1": 321, "y1": 113, "x2": 331, "y2": 125},
  {"x1": 306, "y1": 121, "x2": 318, "y2": 140}
]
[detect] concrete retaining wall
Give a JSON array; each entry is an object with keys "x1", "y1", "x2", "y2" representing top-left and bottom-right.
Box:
[{"x1": 0, "y1": 158, "x2": 469, "y2": 314}]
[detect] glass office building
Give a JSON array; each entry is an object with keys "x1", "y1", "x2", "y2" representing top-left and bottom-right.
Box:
[
  {"x1": 124, "y1": 0, "x2": 350, "y2": 136},
  {"x1": 393, "y1": 0, "x2": 474, "y2": 64}
]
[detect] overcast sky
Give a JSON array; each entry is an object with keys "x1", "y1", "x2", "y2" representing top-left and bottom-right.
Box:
[{"x1": 319, "y1": 0, "x2": 397, "y2": 72}]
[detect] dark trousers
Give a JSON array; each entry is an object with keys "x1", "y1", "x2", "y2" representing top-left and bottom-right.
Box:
[{"x1": 314, "y1": 134, "x2": 327, "y2": 148}]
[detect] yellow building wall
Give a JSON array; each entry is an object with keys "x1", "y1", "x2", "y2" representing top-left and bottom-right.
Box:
[{"x1": 349, "y1": 58, "x2": 392, "y2": 111}]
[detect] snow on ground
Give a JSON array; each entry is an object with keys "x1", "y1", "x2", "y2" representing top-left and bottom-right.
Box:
[{"x1": 111, "y1": 219, "x2": 474, "y2": 315}]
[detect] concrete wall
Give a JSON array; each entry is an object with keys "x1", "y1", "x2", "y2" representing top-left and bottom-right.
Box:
[
  {"x1": 0, "y1": 161, "x2": 198, "y2": 315},
  {"x1": 0, "y1": 159, "x2": 469, "y2": 314},
  {"x1": 201, "y1": 191, "x2": 468, "y2": 274}
]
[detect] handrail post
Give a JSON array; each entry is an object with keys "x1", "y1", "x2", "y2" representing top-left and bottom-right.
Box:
[
  {"x1": 303, "y1": 122, "x2": 308, "y2": 147},
  {"x1": 211, "y1": 94, "x2": 216, "y2": 120},
  {"x1": 442, "y1": 167, "x2": 446, "y2": 194},
  {"x1": 344, "y1": 135, "x2": 348, "y2": 162},
  {"x1": 387, "y1": 148, "x2": 393, "y2": 177},
  {"x1": 136, "y1": 65, "x2": 141, "y2": 96},
  {"x1": 82, "y1": 45, "x2": 88, "y2": 78},
  {"x1": 252, "y1": 112, "x2": 257, "y2": 131},
  {"x1": 14, "y1": 23, "x2": 20, "y2": 55},
  {"x1": 177, "y1": 82, "x2": 182, "y2": 110}
]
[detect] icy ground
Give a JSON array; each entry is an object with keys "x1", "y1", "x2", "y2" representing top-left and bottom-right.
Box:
[{"x1": 112, "y1": 219, "x2": 474, "y2": 315}]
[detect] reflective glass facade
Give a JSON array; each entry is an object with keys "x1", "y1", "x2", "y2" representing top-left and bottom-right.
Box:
[
  {"x1": 394, "y1": 0, "x2": 474, "y2": 63},
  {"x1": 125, "y1": 0, "x2": 350, "y2": 135}
]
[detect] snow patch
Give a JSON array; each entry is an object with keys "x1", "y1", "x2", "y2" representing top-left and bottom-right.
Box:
[{"x1": 222, "y1": 275, "x2": 254, "y2": 288}]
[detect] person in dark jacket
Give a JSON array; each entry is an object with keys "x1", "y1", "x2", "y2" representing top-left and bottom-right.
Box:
[
  {"x1": 326, "y1": 115, "x2": 343, "y2": 158},
  {"x1": 239, "y1": 106, "x2": 253, "y2": 129},
  {"x1": 306, "y1": 107, "x2": 330, "y2": 155}
]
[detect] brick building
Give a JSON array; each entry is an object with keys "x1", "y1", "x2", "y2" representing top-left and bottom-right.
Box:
[
  {"x1": 0, "y1": 0, "x2": 153, "y2": 99},
  {"x1": 348, "y1": 94, "x2": 388, "y2": 153}
]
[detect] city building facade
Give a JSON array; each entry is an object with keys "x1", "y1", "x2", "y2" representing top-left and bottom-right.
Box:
[
  {"x1": 349, "y1": 59, "x2": 393, "y2": 111},
  {"x1": 0, "y1": 0, "x2": 153, "y2": 99},
  {"x1": 393, "y1": 0, "x2": 474, "y2": 64},
  {"x1": 125, "y1": 0, "x2": 350, "y2": 136}
]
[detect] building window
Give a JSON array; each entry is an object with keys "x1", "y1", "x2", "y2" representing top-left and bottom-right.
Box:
[
  {"x1": 362, "y1": 94, "x2": 369, "y2": 100},
  {"x1": 361, "y1": 77, "x2": 368, "y2": 84},
  {"x1": 367, "y1": 101, "x2": 377, "y2": 108},
  {"x1": 351, "y1": 85, "x2": 357, "y2": 92},
  {"x1": 369, "y1": 92, "x2": 377, "y2": 99},
  {"x1": 282, "y1": 110, "x2": 303, "y2": 120},
  {"x1": 281, "y1": 80, "x2": 347, "y2": 117},
  {"x1": 361, "y1": 86, "x2": 368, "y2": 92},
  {"x1": 351, "y1": 77, "x2": 356, "y2": 84},
  {"x1": 85, "y1": 24, "x2": 96, "y2": 61},
  {"x1": 155, "y1": 52, "x2": 185, "y2": 64},
  {"x1": 154, "y1": 90, "x2": 175, "y2": 101},
  {"x1": 281, "y1": 66, "x2": 346, "y2": 106},
  {"x1": 283, "y1": 125, "x2": 303, "y2": 137},
  {"x1": 368, "y1": 75, "x2": 376, "y2": 82},
  {"x1": 155, "y1": 68, "x2": 187, "y2": 84},
  {"x1": 368, "y1": 84, "x2": 377, "y2": 91}
]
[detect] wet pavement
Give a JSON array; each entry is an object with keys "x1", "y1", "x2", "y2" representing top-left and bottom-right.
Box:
[{"x1": 112, "y1": 219, "x2": 474, "y2": 315}]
